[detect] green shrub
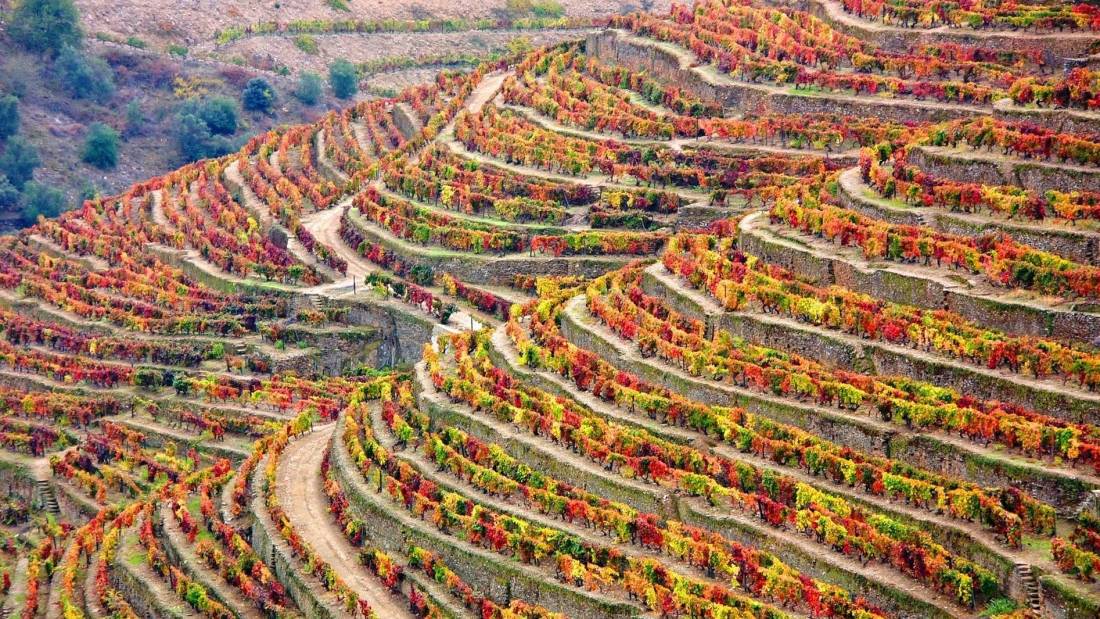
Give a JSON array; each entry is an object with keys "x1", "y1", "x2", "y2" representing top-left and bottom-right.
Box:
[
  {"x1": 174, "y1": 112, "x2": 232, "y2": 162},
  {"x1": 329, "y1": 58, "x2": 358, "y2": 99},
  {"x1": 0, "y1": 96, "x2": 19, "y2": 141},
  {"x1": 8, "y1": 0, "x2": 82, "y2": 55},
  {"x1": 124, "y1": 101, "x2": 145, "y2": 138},
  {"x1": 55, "y1": 45, "x2": 116, "y2": 103},
  {"x1": 194, "y1": 96, "x2": 238, "y2": 135},
  {"x1": 82, "y1": 122, "x2": 120, "y2": 170},
  {"x1": 241, "y1": 77, "x2": 276, "y2": 112},
  {"x1": 0, "y1": 136, "x2": 40, "y2": 190},
  {"x1": 294, "y1": 34, "x2": 319, "y2": 55},
  {"x1": 19, "y1": 182, "x2": 65, "y2": 225},
  {"x1": 132, "y1": 367, "x2": 164, "y2": 389},
  {"x1": 167, "y1": 44, "x2": 189, "y2": 57},
  {"x1": 0, "y1": 176, "x2": 19, "y2": 209},
  {"x1": 294, "y1": 71, "x2": 323, "y2": 105}
]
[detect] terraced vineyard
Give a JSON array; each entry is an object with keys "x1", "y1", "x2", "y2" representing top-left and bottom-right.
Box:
[{"x1": 0, "y1": 1, "x2": 1099, "y2": 618}]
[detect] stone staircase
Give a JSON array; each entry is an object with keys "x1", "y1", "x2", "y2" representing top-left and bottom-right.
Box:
[
  {"x1": 307, "y1": 294, "x2": 331, "y2": 312},
  {"x1": 1015, "y1": 563, "x2": 1043, "y2": 614},
  {"x1": 35, "y1": 479, "x2": 59, "y2": 516}
]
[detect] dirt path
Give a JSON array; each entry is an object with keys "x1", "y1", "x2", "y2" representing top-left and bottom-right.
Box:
[{"x1": 275, "y1": 425, "x2": 414, "y2": 619}]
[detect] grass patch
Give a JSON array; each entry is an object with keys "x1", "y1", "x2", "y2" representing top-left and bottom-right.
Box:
[
  {"x1": 327, "y1": 0, "x2": 351, "y2": 11},
  {"x1": 1023, "y1": 535, "x2": 1053, "y2": 559},
  {"x1": 294, "y1": 34, "x2": 319, "y2": 55},
  {"x1": 979, "y1": 598, "x2": 1017, "y2": 617}
]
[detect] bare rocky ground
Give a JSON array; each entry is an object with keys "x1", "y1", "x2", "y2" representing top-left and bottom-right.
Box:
[
  {"x1": 76, "y1": 0, "x2": 670, "y2": 48},
  {"x1": 209, "y1": 29, "x2": 594, "y2": 77}
]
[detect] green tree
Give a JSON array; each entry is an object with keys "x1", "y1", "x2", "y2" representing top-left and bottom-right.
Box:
[
  {"x1": 123, "y1": 101, "x2": 145, "y2": 138},
  {"x1": 7, "y1": 0, "x2": 82, "y2": 55},
  {"x1": 0, "y1": 176, "x2": 19, "y2": 210},
  {"x1": 19, "y1": 181, "x2": 65, "y2": 225},
  {"x1": 329, "y1": 59, "x2": 358, "y2": 100},
  {"x1": 0, "y1": 96, "x2": 19, "y2": 141},
  {"x1": 82, "y1": 122, "x2": 119, "y2": 169},
  {"x1": 175, "y1": 113, "x2": 212, "y2": 162},
  {"x1": 241, "y1": 77, "x2": 276, "y2": 112},
  {"x1": 294, "y1": 71, "x2": 323, "y2": 105},
  {"x1": 195, "y1": 96, "x2": 237, "y2": 135},
  {"x1": 55, "y1": 45, "x2": 115, "y2": 103},
  {"x1": 0, "y1": 136, "x2": 40, "y2": 190}
]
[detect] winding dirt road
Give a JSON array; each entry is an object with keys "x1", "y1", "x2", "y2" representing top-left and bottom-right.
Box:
[{"x1": 275, "y1": 425, "x2": 413, "y2": 619}]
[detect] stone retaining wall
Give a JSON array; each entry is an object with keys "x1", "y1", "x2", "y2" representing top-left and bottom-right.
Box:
[
  {"x1": 1041, "y1": 574, "x2": 1100, "y2": 619},
  {"x1": 585, "y1": 30, "x2": 1099, "y2": 133},
  {"x1": 738, "y1": 214, "x2": 1100, "y2": 340},
  {"x1": 413, "y1": 364, "x2": 670, "y2": 516},
  {"x1": 785, "y1": 0, "x2": 1097, "y2": 62},
  {"x1": 329, "y1": 415, "x2": 640, "y2": 619},
  {"x1": 109, "y1": 531, "x2": 193, "y2": 619},
  {"x1": 908, "y1": 146, "x2": 1100, "y2": 196},
  {"x1": 681, "y1": 502, "x2": 965, "y2": 619},
  {"x1": 835, "y1": 168, "x2": 1100, "y2": 265},
  {"x1": 638, "y1": 266, "x2": 1100, "y2": 426}
]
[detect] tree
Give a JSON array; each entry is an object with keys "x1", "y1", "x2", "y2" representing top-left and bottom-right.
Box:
[
  {"x1": 82, "y1": 122, "x2": 120, "y2": 170},
  {"x1": 7, "y1": 0, "x2": 82, "y2": 55},
  {"x1": 0, "y1": 136, "x2": 40, "y2": 190},
  {"x1": 55, "y1": 45, "x2": 115, "y2": 103},
  {"x1": 294, "y1": 71, "x2": 323, "y2": 105},
  {"x1": 241, "y1": 77, "x2": 276, "y2": 112},
  {"x1": 196, "y1": 96, "x2": 237, "y2": 135},
  {"x1": 19, "y1": 181, "x2": 65, "y2": 225},
  {"x1": 329, "y1": 59, "x2": 358, "y2": 100},
  {"x1": 0, "y1": 96, "x2": 19, "y2": 141},
  {"x1": 174, "y1": 112, "x2": 233, "y2": 162},
  {"x1": 0, "y1": 176, "x2": 19, "y2": 210},
  {"x1": 175, "y1": 113, "x2": 211, "y2": 162},
  {"x1": 124, "y1": 101, "x2": 145, "y2": 139}
]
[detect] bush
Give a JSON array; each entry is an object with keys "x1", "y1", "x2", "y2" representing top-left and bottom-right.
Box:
[
  {"x1": 241, "y1": 77, "x2": 276, "y2": 112},
  {"x1": 82, "y1": 122, "x2": 120, "y2": 170},
  {"x1": 132, "y1": 367, "x2": 164, "y2": 389},
  {"x1": 193, "y1": 96, "x2": 238, "y2": 135},
  {"x1": 19, "y1": 181, "x2": 65, "y2": 225},
  {"x1": 329, "y1": 59, "x2": 358, "y2": 99},
  {"x1": 124, "y1": 101, "x2": 145, "y2": 138},
  {"x1": 294, "y1": 35, "x2": 319, "y2": 55},
  {"x1": 504, "y1": 0, "x2": 564, "y2": 17},
  {"x1": 294, "y1": 71, "x2": 323, "y2": 105},
  {"x1": 56, "y1": 45, "x2": 116, "y2": 103},
  {"x1": 175, "y1": 113, "x2": 212, "y2": 162},
  {"x1": 0, "y1": 96, "x2": 18, "y2": 141},
  {"x1": 0, "y1": 136, "x2": 40, "y2": 190},
  {"x1": 174, "y1": 112, "x2": 234, "y2": 163},
  {"x1": 7, "y1": 0, "x2": 82, "y2": 55},
  {"x1": 167, "y1": 44, "x2": 188, "y2": 57},
  {"x1": 0, "y1": 176, "x2": 19, "y2": 209},
  {"x1": 531, "y1": 0, "x2": 565, "y2": 17}
]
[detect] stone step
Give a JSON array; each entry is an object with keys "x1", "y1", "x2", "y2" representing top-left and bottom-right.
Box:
[
  {"x1": 35, "y1": 480, "x2": 60, "y2": 516},
  {"x1": 1014, "y1": 563, "x2": 1043, "y2": 612}
]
